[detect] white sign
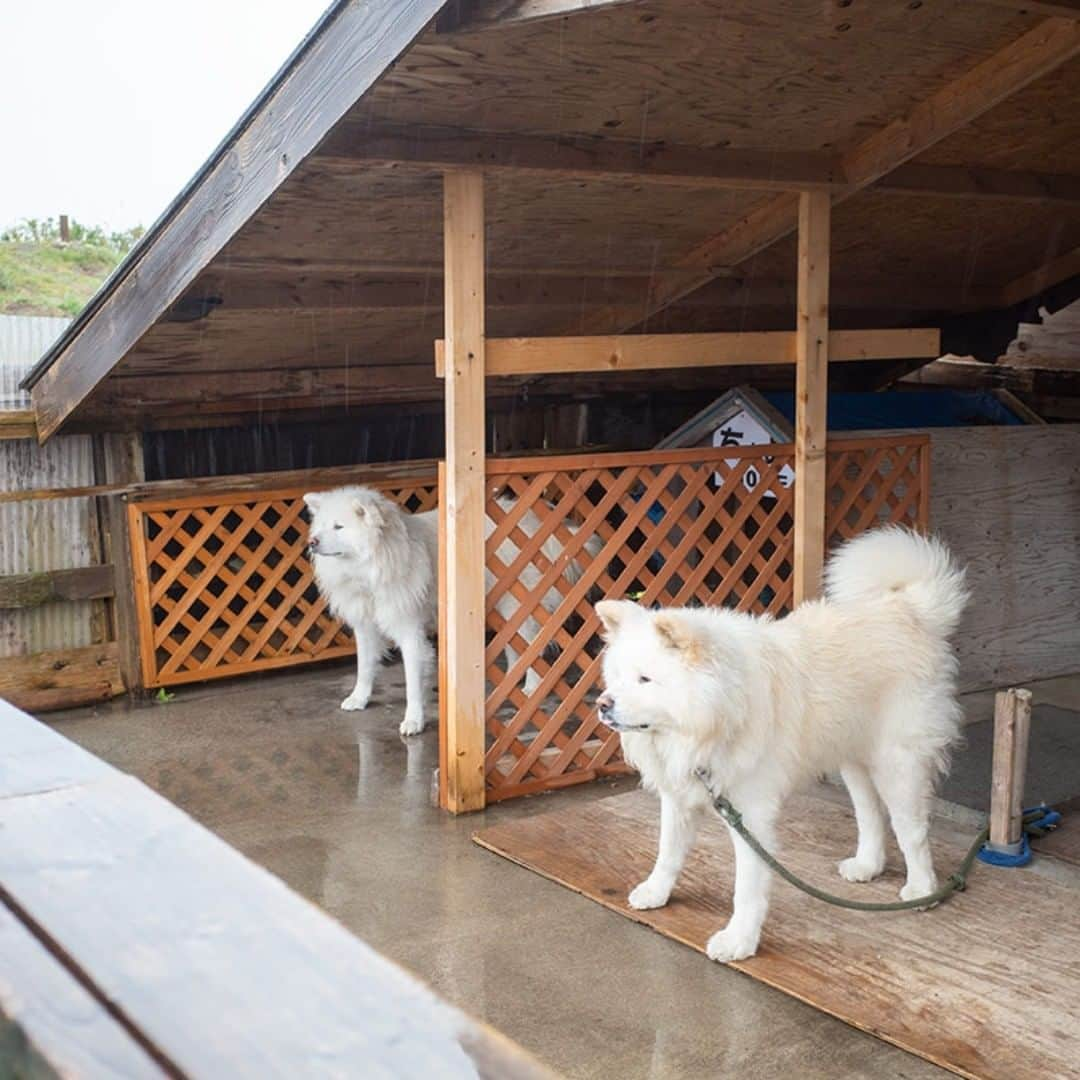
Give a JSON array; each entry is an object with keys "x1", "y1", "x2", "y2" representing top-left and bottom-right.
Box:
[{"x1": 712, "y1": 409, "x2": 794, "y2": 495}]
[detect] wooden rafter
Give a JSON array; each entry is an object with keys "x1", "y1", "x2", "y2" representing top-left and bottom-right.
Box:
[
  {"x1": 317, "y1": 124, "x2": 1080, "y2": 205},
  {"x1": 574, "y1": 16, "x2": 1080, "y2": 332},
  {"x1": 997, "y1": 243, "x2": 1080, "y2": 308},
  {"x1": 435, "y1": 0, "x2": 640, "y2": 32}
]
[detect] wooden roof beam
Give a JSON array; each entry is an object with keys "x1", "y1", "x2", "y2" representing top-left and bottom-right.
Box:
[
  {"x1": 579, "y1": 16, "x2": 1080, "y2": 331},
  {"x1": 316, "y1": 125, "x2": 840, "y2": 193},
  {"x1": 971, "y1": 0, "x2": 1080, "y2": 17},
  {"x1": 997, "y1": 243, "x2": 1080, "y2": 307},
  {"x1": 434, "y1": 0, "x2": 642, "y2": 33}
]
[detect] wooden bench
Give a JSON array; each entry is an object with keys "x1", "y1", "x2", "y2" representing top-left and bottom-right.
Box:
[{"x1": 0, "y1": 699, "x2": 550, "y2": 1078}]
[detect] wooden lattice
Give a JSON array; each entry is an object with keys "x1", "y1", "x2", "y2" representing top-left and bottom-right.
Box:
[
  {"x1": 128, "y1": 478, "x2": 438, "y2": 688},
  {"x1": 479, "y1": 436, "x2": 929, "y2": 803}
]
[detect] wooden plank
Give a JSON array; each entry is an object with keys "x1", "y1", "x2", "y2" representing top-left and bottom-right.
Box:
[
  {"x1": 901, "y1": 359, "x2": 1080, "y2": 396},
  {"x1": 436, "y1": 0, "x2": 642, "y2": 32},
  {"x1": 972, "y1": 0, "x2": 1080, "y2": 17},
  {"x1": 0, "y1": 565, "x2": 114, "y2": 609},
  {"x1": 473, "y1": 788, "x2": 1080, "y2": 1080},
  {"x1": 0, "y1": 410, "x2": 37, "y2": 440},
  {"x1": 793, "y1": 191, "x2": 830, "y2": 605},
  {"x1": 583, "y1": 16, "x2": 1080, "y2": 331},
  {"x1": 0, "y1": 905, "x2": 166, "y2": 1079},
  {"x1": 892, "y1": 424, "x2": 1080, "y2": 692},
  {"x1": 0, "y1": 704, "x2": 554, "y2": 1079},
  {"x1": 434, "y1": 328, "x2": 940, "y2": 377},
  {"x1": 28, "y1": 0, "x2": 450, "y2": 441},
  {"x1": 0, "y1": 642, "x2": 124, "y2": 713},
  {"x1": 442, "y1": 169, "x2": 488, "y2": 813},
  {"x1": 988, "y1": 688, "x2": 1033, "y2": 849},
  {"x1": 877, "y1": 162, "x2": 1080, "y2": 205},
  {"x1": 317, "y1": 123, "x2": 840, "y2": 193},
  {"x1": 997, "y1": 243, "x2": 1080, "y2": 308}
]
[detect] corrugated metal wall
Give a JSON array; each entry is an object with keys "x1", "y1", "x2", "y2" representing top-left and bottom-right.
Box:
[{"x1": 0, "y1": 315, "x2": 105, "y2": 657}]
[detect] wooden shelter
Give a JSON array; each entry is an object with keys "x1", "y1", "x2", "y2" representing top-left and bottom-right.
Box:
[{"x1": 18, "y1": 0, "x2": 1080, "y2": 810}]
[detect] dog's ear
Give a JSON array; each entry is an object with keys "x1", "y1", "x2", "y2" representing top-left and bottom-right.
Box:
[
  {"x1": 351, "y1": 496, "x2": 382, "y2": 526},
  {"x1": 653, "y1": 611, "x2": 707, "y2": 665},
  {"x1": 596, "y1": 599, "x2": 634, "y2": 640},
  {"x1": 302, "y1": 492, "x2": 323, "y2": 512}
]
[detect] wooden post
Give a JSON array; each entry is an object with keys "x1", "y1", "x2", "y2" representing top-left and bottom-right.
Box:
[
  {"x1": 442, "y1": 170, "x2": 487, "y2": 813},
  {"x1": 988, "y1": 687, "x2": 1033, "y2": 850},
  {"x1": 793, "y1": 190, "x2": 830, "y2": 604},
  {"x1": 59, "y1": 214, "x2": 70, "y2": 242},
  {"x1": 99, "y1": 433, "x2": 146, "y2": 695}
]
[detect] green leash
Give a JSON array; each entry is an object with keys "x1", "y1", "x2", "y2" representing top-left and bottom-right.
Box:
[{"x1": 696, "y1": 772, "x2": 1046, "y2": 913}]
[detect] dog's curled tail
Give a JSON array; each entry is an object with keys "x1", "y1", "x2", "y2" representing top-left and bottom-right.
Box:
[{"x1": 823, "y1": 525, "x2": 968, "y2": 640}]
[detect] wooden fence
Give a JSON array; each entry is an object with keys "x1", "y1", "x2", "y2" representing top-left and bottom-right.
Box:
[
  {"x1": 470, "y1": 435, "x2": 929, "y2": 803},
  {"x1": 127, "y1": 465, "x2": 438, "y2": 688}
]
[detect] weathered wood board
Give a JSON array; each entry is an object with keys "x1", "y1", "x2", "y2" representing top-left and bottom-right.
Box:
[
  {"x1": 474, "y1": 789, "x2": 1080, "y2": 1080},
  {"x1": 0, "y1": 904, "x2": 165, "y2": 1079},
  {"x1": 0, "y1": 642, "x2": 123, "y2": 713},
  {"x1": 926, "y1": 425, "x2": 1080, "y2": 692},
  {"x1": 1033, "y1": 794, "x2": 1080, "y2": 867},
  {"x1": 0, "y1": 701, "x2": 552, "y2": 1078}
]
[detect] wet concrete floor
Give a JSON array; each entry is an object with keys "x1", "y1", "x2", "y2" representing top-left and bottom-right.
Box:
[{"x1": 52, "y1": 661, "x2": 1060, "y2": 1079}]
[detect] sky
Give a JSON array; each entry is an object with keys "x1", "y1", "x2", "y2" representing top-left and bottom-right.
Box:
[{"x1": 1, "y1": 1, "x2": 331, "y2": 233}]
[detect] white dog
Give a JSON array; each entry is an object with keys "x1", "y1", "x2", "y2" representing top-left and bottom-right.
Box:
[
  {"x1": 594, "y1": 526, "x2": 968, "y2": 963},
  {"x1": 305, "y1": 485, "x2": 601, "y2": 736}
]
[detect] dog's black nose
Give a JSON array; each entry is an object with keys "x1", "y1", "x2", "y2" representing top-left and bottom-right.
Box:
[
  {"x1": 597, "y1": 692, "x2": 614, "y2": 715},
  {"x1": 308, "y1": 535, "x2": 320, "y2": 551}
]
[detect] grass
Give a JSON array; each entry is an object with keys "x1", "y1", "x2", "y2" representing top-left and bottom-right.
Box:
[
  {"x1": 0, "y1": 218, "x2": 143, "y2": 318},
  {"x1": 0, "y1": 241, "x2": 123, "y2": 317}
]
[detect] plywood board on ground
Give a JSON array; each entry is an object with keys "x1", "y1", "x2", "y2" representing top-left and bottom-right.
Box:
[{"x1": 474, "y1": 788, "x2": 1080, "y2": 1080}]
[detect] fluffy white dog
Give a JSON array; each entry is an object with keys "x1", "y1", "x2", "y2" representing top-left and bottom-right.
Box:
[
  {"x1": 305, "y1": 485, "x2": 601, "y2": 735},
  {"x1": 594, "y1": 526, "x2": 968, "y2": 963}
]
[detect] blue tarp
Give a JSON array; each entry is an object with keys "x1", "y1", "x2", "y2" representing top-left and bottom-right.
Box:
[{"x1": 762, "y1": 390, "x2": 1023, "y2": 431}]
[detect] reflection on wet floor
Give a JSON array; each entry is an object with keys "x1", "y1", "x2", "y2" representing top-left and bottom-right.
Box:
[{"x1": 52, "y1": 660, "x2": 950, "y2": 1080}]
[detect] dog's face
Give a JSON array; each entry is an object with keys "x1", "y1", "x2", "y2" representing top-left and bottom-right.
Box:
[
  {"x1": 595, "y1": 600, "x2": 713, "y2": 736},
  {"x1": 303, "y1": 487, "x2": 388, "y2": 562}
]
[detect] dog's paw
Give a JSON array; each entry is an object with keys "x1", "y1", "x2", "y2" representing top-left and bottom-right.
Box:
[
  {"x1": 341, "y1": 692, "x2": 371, "y2": 711},
  {"x1": 628, "y1": 879, "x2": 670, "y2": 910},
  {"x1": 399, "y1": 714, "x2": 425, "y2": 737},
  {"x1": 837, "y1": 855, "x2": 885, "y2": 883},
  {"x1": 705, "y1": 926, "x2": 760, "y2": 964},
  {"x1": 900, "y1": 877, "x2": 938, "y2": 906}
]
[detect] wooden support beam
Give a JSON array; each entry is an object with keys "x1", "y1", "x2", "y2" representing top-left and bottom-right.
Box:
[
  {"x1": 317, "y1": 124, "x2": 839, "y2": 193},
  {"x1": 435, "y1": 0, "x2": 641, "y2": 32},
  {"x1": 988, "y1": 688, "x2": 1033, "y2": 850},
  {"x1": 587, "y1": 17, "x2": 1080, "y2": 331},
  {"x1": 434, "y1": 328, "x2": 939, "y2": 377},
  {"x1": 442, "y1": 170, "x2": 487, "y2": 814},
  {"x1": 318, "y1": 124, "x2": 1080, "y2": 206},
  {"x1": 27, "y1": 0, "x2": 449, "y2": 442},
  {"x1": 972, "y1": 0, "x2": 1080, "y2": 17},
  {"x1": 0, "y1": 566, "x2": 114, "y2": 610},
  {"x1": 901, "y1": 357, "x2": 1080, "y2": 396},
  {"x1": 997, "y1": 243, "x2": 1080, "y2": 308},
  {"x1": 793, "y1": 192, "x2": 830, "y2": 606},
  {"x1": 100, "y1": 433, "x2": 146, "y2": 695},
  {"x1": 877, "y1": 163, "x2": 1080, "y2": 206}
]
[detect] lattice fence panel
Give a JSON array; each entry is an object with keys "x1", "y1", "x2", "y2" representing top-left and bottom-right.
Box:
[
  {"x1": 482, "y1": 445, "x2": 798, "y2": 802},
  {"x1": 129, "y1": 477, "x2": 438, "y2": 687},
  {"x1": 480, "y1": 436, "x2": 929, "y2": 803},
  {"x1": 826, "y1": 436, "x2": 930, "y2": 545}
]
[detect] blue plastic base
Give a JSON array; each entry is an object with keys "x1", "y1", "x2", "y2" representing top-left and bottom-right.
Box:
[{"x1": 977, "y1": 834, "x2": 1032, "y2": 868}]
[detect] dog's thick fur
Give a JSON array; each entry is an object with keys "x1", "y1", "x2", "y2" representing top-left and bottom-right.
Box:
[
  {"x1": 305, "y1": 485, "x2": 600, "y2": 735},
  {"x1": 595, "y1": 526, "x2": 968, "y2": 963}
]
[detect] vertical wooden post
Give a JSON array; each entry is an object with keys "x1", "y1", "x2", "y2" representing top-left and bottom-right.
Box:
[
  {"x1": 100, "y1": 432, "x2": 146, "y2": 694},
  {"x1": 988, "y1": 687, "x2": 1033, "y2": 850},
  {"x1": 793, "y1": 191, "x2": 830, "y2": 605},
  {"x1": 442, "y1": 170, "x2": 487, "y2": 813}
]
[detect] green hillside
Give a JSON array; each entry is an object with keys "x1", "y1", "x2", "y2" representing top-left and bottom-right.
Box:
[{"x1": 0, "y1": 219, "x2": 143, "y2": 317}]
